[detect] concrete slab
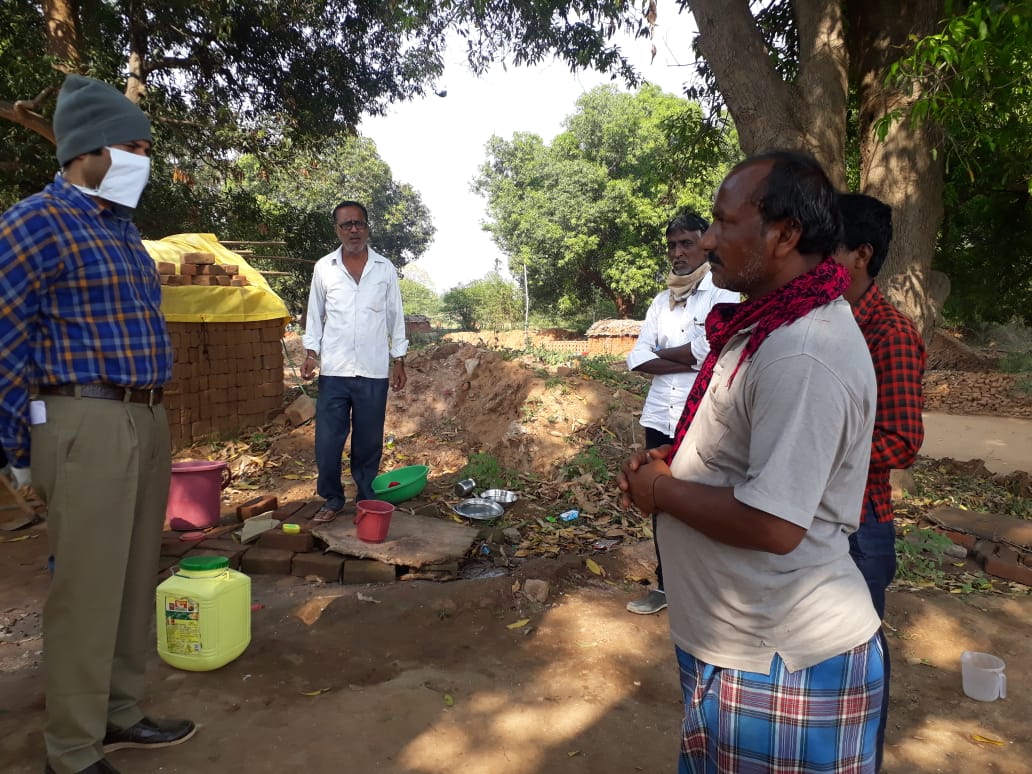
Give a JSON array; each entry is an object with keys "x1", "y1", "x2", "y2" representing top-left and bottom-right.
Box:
[
  {"x1": 927, "y1": 506, "x2": 1032, "y2": 551},
  {"x1": 314, "y1": 511, "x2": 478, "y2": 569}
]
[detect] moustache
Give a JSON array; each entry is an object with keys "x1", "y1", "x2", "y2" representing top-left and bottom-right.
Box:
[{"x1": 707, "y1": 252, "x2": 723, "y2": 266}]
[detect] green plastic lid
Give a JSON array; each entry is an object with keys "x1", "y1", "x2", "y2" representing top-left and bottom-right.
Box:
[{"x1": 179, "y1": 556, "x2": 229, "y2": 572}]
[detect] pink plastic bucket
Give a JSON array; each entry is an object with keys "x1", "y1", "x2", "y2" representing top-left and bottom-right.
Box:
[
  {"x1": 354, "y1": 500, "x2": 395, "y2": 543},
  {"x1": 165, "y1": 460, "x2": 232, "y2": 531}
]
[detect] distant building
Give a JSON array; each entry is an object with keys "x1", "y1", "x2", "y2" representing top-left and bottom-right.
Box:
[{"x1": 585, "y1": 319, "x2": 642, "y2": 356}]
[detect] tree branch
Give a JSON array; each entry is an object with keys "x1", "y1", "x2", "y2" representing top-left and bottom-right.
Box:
[
  {"x1": 145, "y1": 56, "x2": 198, "y2": 75},
  {"x1": 0, "y1": 94, "x2": 57, "y2": 143}
]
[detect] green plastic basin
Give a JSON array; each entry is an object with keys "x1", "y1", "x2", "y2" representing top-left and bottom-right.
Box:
[{"x1": 372, "y1": 464, "x2": 430, "y2": 504}]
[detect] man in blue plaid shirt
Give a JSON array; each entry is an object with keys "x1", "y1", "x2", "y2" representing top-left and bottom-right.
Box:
[{"x1": 0, "y1": 75, "x2": 195, "y2": 774}]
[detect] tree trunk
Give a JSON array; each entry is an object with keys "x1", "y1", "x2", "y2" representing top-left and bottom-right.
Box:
[
  {"x1": 43, "y1": 0, "x2": 80, "y2": 71},
  {"x1": 848, "y1": 0, "x2": 945, "y2": 340},
  {"x1": 689, "y1": 0, "x2": 849, "y2": 188}
]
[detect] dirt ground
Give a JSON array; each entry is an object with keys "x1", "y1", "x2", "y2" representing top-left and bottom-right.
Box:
[{"x1": 1, "y1": 332, "x2": 1030, "y2": 773}]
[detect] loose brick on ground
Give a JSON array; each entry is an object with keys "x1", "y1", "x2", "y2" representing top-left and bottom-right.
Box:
[
  {"x1": 292, "y1": 552, "x2": 344, "y2": 582},
  {"x1": 237, "y1": 495, "x2": 279, "y2": 520},
  {"x1": 241, "y1": 547, "x2": 294, "y2": 575}
]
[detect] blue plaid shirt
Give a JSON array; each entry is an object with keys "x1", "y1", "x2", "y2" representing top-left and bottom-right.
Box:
[{"x1": 0, "y1": 174, "x2": 172, "y2": 467}]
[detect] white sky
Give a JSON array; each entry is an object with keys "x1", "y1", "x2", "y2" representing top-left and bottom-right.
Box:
[{"x1": 359, "y1": 4, "x2": 699, "y2": 293}]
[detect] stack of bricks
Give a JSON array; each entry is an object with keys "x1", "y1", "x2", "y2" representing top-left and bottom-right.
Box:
[
  {"x1": 157, "y1": 252, "x2": 250, "y2": 286},
  {"x1": 164, "y1": 317, "x2": 284, "y2": 449},
  {"x1": 157, "y1": 499, "x2": 399, "y2": 585}
]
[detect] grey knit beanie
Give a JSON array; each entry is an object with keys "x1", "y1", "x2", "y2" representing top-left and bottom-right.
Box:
[{"x1": 54, "y1": 75, "x2": 153, "y2": 166}]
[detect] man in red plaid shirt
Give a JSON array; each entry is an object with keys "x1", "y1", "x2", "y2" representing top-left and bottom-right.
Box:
[{"x1": 835, "y1": 192, "x2": 926, "y2": 770}]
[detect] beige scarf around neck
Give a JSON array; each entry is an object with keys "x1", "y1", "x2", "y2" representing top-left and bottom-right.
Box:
[{"x1": 666, "y1": 262, "x2": 710, "y2": 309}]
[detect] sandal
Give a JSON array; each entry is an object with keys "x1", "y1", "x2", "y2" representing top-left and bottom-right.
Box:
[{"x1": 312, "y1": 506, "x2": 342, "y2": 523}]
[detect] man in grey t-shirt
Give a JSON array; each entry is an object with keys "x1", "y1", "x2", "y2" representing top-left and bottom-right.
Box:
[{"x1": 619, "y1": 152, "x2": 883, "y2": 773}]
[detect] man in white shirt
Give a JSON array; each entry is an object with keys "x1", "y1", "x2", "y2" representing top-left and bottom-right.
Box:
[
  {"x1": 301, "y1": 200, "x2": 408, "y2": 522},
  {"x1": 624, "y1": 210, "x2": 739, "y2": 615}
]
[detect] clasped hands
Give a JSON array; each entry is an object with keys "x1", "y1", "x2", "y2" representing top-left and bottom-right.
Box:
[{"x1": 617, "y1": 444, "x2": 673, "y2": 515}]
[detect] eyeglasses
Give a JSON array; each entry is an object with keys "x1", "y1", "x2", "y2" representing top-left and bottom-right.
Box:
[{"x1": 335, "y1": 220, "x2": 368, "y2": 230}]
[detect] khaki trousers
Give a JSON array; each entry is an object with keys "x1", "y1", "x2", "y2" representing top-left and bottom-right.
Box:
[{"x1": 31, "y1": 395, "x2": 171, "y2": 773}]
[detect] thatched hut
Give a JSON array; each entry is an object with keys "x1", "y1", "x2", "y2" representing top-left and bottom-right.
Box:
[{"x1": 585, "y1": 319, "x2": 642, "y2": 356}]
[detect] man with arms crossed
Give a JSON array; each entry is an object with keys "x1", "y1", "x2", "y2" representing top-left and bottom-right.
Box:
[
  {"x1": 619, "y1": 152, "x2": 884, "y2": 773},
  {"x1": 0, "y1": 75, "x2": 195, "y2": 774},
  {"x1": 625, "y1": 210, "x2": 738, "y2": 615},
  {"x1": 835, "y1": 192, "x2": 926, "y2": 770},
  {"x1": 302, "y1": 200, "x2": 407, "y2": 522}
]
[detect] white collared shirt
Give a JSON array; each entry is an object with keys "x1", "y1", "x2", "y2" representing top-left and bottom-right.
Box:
[
  {"x1": 626, "y1": 272, "x2": 740, "y2": 437},
  {"x1": 302, "y1": 246, "x2": 408, "y2": 378}
]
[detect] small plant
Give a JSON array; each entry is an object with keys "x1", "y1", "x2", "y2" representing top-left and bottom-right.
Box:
[
  {"x1": 459, "y1": 452, "x2": 519, "y2": 490},
  {"x1": 562, "y1": 446, "x2": 610, "y2": 483},
  {"x1": 895, "y1": 526, "x2": 954, "y2": 584},
  {"x1": 999, "y1": 351, "x2": 1032, "y2": 373}
]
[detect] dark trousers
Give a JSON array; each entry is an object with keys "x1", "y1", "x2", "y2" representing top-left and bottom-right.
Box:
[
  {"x1": 849, "y1": 499, "x2": 897, "y2": 772},
  {"x1": 315, "y1": 375, "x2": 389, "y2": 506},
  {"x1": 644, "y1": 426, "x2": 675, "y2": 591}
]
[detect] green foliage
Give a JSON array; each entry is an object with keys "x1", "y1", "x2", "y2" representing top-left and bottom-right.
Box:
[
  {"x1": 1000, "y1": 351, "x2": 1032, "y2": 373},
  {"x1": 441, "y1": 272, "x2": 523, "y2": 330},
  {"x1": 561, "y1": 446, "x2": 610, "y2": 483},
  {"x1": 474, "y1": 85, "x2": 738, "y2": 319},
  {"x1": 882, "y1": 1, "x2": 1032, "y2": 327},
  {"x1": 459, "y1": 452, "x2": 519, "y2": 490},
  {"x1": 399, "y1": 278, "x2": 442, "y2": 317},
  {"x1": 894, "y1": 526, "x2": 955, "y2": 586}
]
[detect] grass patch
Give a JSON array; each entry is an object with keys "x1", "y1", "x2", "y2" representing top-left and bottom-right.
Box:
[{"x1": 459, "y1": 452, "x2": 521, "y2": 490}]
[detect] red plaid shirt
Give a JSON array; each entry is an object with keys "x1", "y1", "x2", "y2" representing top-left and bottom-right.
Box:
[{"x1": 853, "y1": 282, "x2": 926, "y2": 522}]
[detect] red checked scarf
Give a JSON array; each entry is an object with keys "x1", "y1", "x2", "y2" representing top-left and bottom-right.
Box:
[{"x1": 666, "y1": 256, "x2": 850, "y2": 462}]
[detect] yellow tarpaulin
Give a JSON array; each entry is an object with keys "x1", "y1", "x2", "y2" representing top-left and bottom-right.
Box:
[{"x1": 143, "y1": 233, "x2": 291, "y2": 324}]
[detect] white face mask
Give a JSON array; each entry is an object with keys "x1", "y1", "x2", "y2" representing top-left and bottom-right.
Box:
[{"x1": 73, "y1": 146, "x2": 151, "y2": 209}]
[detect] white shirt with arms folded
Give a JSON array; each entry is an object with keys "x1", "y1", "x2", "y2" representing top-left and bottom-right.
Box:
[
  {"x1": 626, "y1": 273, "x2": 740, "y2": 437},
  {"x1": 303, "y1": 246, "x2": 408, "y2": 378}
]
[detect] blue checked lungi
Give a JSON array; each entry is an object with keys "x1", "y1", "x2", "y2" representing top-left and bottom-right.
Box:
[{"x1": 676, "y1": 634, "x2": 884, "y2": 773}]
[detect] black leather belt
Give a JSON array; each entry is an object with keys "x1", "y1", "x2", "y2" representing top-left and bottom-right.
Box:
[{"x1": 37, "y1": 384, "x2": 164, "y2": 406}]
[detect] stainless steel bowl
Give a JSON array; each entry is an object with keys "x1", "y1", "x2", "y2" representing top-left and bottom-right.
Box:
[
  {"x1": 452, "y1": 498, "x2": 504, "y2": 520},
  {"x1": 477, "y1": 489, "x2": 518, "y2": 510}
]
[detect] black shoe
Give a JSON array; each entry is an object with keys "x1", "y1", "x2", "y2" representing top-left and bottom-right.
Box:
[
  {"x1": 44, "y1": 759, "x2": 121, "y2": 774},
  {"x1": 102, "y1": 716, "x2": 196, "y2": 752}
]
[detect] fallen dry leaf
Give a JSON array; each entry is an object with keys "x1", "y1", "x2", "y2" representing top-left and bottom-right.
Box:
[{"x1": 507, "y1": 618, "x2": 531, "y2": 630}]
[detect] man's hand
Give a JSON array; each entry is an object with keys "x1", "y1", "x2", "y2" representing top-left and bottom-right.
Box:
[
  {"x1": 391, "y1": 360, "x2": 407, "y2": 392},
  {"x1": 300, "y1": 350, "x2": 318, "y2": 380},
  {"x1": 617, "y1": 445, "x2": 672, "y2": 512}
]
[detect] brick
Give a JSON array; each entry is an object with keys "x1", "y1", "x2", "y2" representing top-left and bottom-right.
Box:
[
  {"x1": 291, "y1": 552, "x2": 344, "y2": 582},
  {"x1": 933, "y1": 527, "x2": 976, "y2": 550},
  {"x1": 284, "y1": 501, "x2": 322, "y2": 524},
  {"x1": 284, "y1": 394, "x2": 316, "y2": 426},
  {"x1": 192, "y1": 276, "x2": 217, "y2": 286},
  {"x1": 199, "y1": 539, "x2": 250, "y2": 568},
  {"x1": 981, "y1": 544, "x2": 1032, "y2": 586},
  {"x1": 230, "y1": 277, "x2": 249, "y2": 287},
  {"x1": 258, "y1": 530, "x2": 315, "y2": 553},
  {"x1": 271, "y1": 501, "x2": 307, "y2": 520},
  {"x1": 237, "y1": 495, "x2": 279, "y2": 520},
  {"x1": 341, "y1": 558, "x2": 397, "y2": 585},
  {"x1": 222, "y1": 264, "x2": 239, "y2": 275},
  {"x1": 165, "y1": 275, "x2": 187, "y2": 286},
  {"x1": 241, "y1": 547, "x2": 294, "y2": 575},
  {"x1": 160, "y1": 534, "x2": 194, "y2": 557},
  {"x1": 183, "y1": 251, "x2": 216, "y2": 265},
  {"x1": 197, "y1": 264, "x2": 226, "y2": 275},
  {"x1": 216, "y1": 276, "x2": 232, "y2": 286}
]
